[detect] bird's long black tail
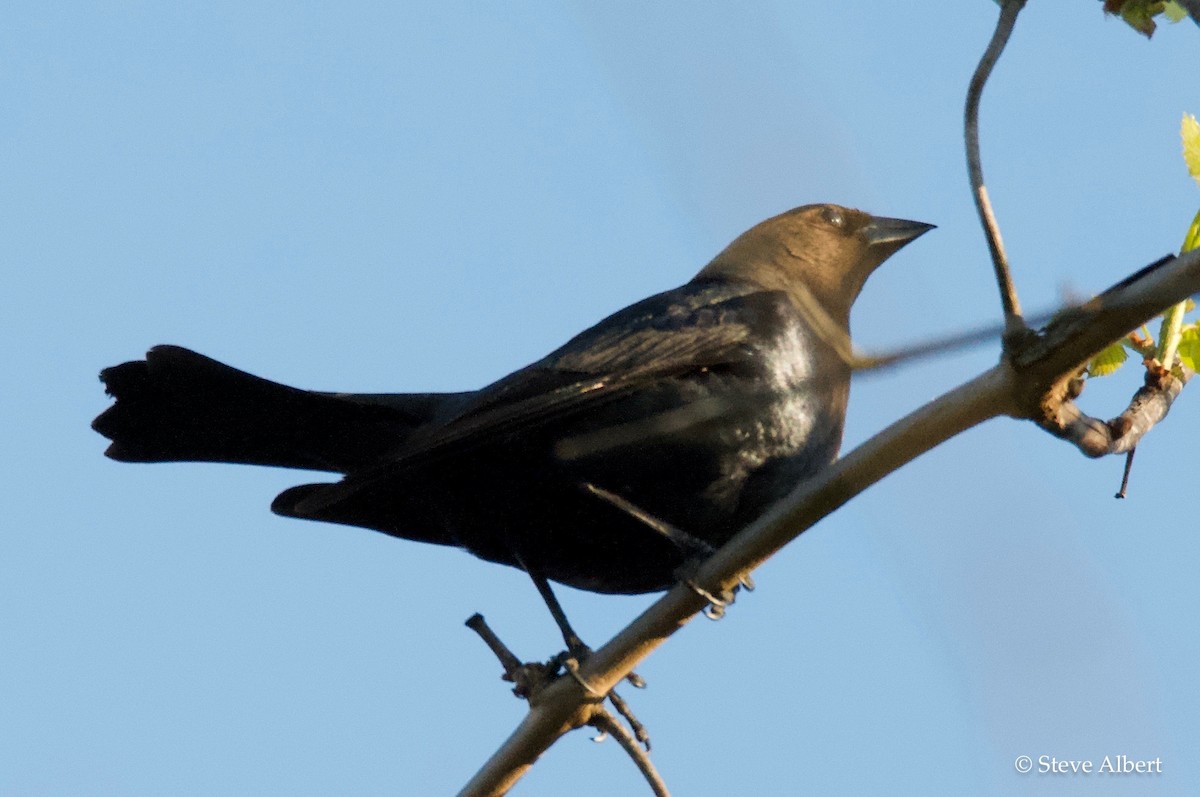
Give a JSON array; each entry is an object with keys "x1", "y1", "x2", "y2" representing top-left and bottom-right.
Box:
[{"x1": 93, "y1": 345, "x2": 463, "y2": 473}]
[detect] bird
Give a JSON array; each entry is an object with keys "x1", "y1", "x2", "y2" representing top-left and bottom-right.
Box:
[{"x1": 93, "y1": 204, "x2": 932, "y2": 632}]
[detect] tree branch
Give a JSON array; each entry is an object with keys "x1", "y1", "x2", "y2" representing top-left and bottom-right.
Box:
[
  {"x1": 966, "y1": 0, "x2": 1027, "y2": 336},
  {"x1": 458, "y1": 245, "x2": 1200, "y2": 797}
]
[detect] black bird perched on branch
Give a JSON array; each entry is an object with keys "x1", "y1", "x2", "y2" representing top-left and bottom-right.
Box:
[{"x1": 93, "y1": 204, "x2": 931, "y2": 617}]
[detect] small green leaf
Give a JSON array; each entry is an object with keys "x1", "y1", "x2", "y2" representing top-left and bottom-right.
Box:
[
  {"x1": 1177, "y1": 325, "x2": 1200, "y2": 372},
  {"x1": 1107, "y1": 0, "x2": 1166, "y2": 36},
  {"x1": 1088, "y1": 340, "x2": 1130, "y2": 377},
  {"x1": 1183, "y1": 114, "x2": 1200, "y2": 187},
  {"x1": 1163, "y1": 1, "x2": 1188, "y2": 22},
  {"x1": 1183, "y1": 209, "x2": 1200, "y2": 253}
]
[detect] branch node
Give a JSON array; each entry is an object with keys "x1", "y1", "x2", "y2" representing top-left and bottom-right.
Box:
[{"x1": 1105, "y1": 415, "x2": 1133, "y2": 440}]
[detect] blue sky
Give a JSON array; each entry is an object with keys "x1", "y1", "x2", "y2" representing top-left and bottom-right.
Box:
[{"x1": 3, "y1": 3, "x2": 1198, "y2": 795}]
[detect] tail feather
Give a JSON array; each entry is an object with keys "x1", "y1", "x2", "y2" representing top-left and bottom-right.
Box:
[
  {"x1": 93, "y1": 345, "x2": 463, "y2": 473},
  {"x1": 270, "y1": 479, "x2": 461, "y2": 547}
]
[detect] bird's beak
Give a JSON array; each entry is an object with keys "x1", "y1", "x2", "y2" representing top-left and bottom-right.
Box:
[{"x1": 861, "y1": 216, "x2": 936, "y2": 249}]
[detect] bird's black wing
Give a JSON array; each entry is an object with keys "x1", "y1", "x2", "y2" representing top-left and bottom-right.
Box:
[{"x1": 281, "y1": 281, "x2": 793, "y2": 515}]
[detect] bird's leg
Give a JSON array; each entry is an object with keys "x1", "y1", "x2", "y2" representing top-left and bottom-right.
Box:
[
  {"x1": 524, "y1": 564, "x2": 647, "y2": 685},
  {"x1": 520, "y1": 554, "x2": 642, "y2": 679},
  {"x1": 582, "y1": 482, "x2": 715, "y2": 560},
  {"x1": 524, "y1": 564, "x2": 588, "y2": 656},
  {"x1": 518, "y1": 560, "x2": 651, "y2": 748},
  {"x1": 582, "y1": 481, "x2": 745, "y2": 618}
]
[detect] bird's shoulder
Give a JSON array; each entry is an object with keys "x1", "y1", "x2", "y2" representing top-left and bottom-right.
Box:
[{"x1": 461, "y1": 280, "x2": 799, "y2": 412}]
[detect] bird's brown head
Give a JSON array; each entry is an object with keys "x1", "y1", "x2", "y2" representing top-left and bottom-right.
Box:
[{"x1": 694, "y1": 204, "x2": 934, "y2": 327}]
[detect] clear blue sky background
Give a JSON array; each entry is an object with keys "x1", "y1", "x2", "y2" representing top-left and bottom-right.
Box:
[{"x1": 3, "y1": 3, "x2": 1198, "y2": 795}]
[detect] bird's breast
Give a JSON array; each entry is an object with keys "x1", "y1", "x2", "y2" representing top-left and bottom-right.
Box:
[
  {"x1": 762, "y1": 318, "x2": 818, "y2": 389},
  {"x1": 753, "y1": 319, "x2": 844, "y2": 449},
  {"x1": 697, "y1": 319, "x2": 848, "y2": 515}
]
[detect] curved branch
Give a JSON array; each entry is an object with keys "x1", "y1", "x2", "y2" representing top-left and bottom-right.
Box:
[
  {"x1": 965, "y1": 0, "x2": 1027, "y2": 335},
  {"x1": 459, "y1": 245, "x2": 1200, "y2": 797},
  {"x1": 1045, "y1": 369, "x2": 1187, "y2": 457},
  {"x1": 589, "y1": 709, "x2": 670, "y2": 797}
]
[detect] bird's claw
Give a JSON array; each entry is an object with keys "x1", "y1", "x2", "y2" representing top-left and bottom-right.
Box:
[
  {"x1": 674, "y1": 559, "x2": 747, "y2": 620},
  {"x1": 560, "y1": 655, "x2": 605, "y2": 699},
  {"x1": 688, "y1": 579, "x2": 733, "y2": 620},
  {"x1": 558, "y1": 655, "x2": 652, "y2": 750},
  {"x1": 555, "y1": 645, "x2": 646, "y2": 691}
]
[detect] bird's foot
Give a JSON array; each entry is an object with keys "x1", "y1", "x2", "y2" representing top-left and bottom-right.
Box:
[
  {"x1": 523, "y1": 564, "x2": 646, "y2": 690},
  {"x1": 674, "y1": 559, "x2": 755, "y2": 620},
  {"x1": 467, "y1": 612, "x2": 650, "y2": 749},
  {"x1": 551, "y1": 644, "x2": 647, "y2": 690},
  {"x1": 557, "y1": 654, "x2": 651, "y2": 751}
]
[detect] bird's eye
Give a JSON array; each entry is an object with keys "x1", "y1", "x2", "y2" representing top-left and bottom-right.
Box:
[{"x1": 821, "y1": 207, "x2": 845, "y2": 229}]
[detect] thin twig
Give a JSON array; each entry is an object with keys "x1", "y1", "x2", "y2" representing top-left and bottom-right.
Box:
[
  {"x1": 1115, "y1": 447, "x2": 1136, "y2": 499},
  {"x1": 758, "y1": 273, "x2": 1056, "y2": 374},
  {"x1": 466, "y1": 613, "x2": 563, "y2": 703},
  {"x1": 465, "y1": 614, "x2": 524, "y2": 677},
  {"x1": 852, "y1": 306, "x2": 1062, "y2": 371},
  {"x1": 590, "y1": 708, "x2": 670, "y2": 797},
  {"x1": 965, "y1": 0, "x2": 1027, "y2": 336}
]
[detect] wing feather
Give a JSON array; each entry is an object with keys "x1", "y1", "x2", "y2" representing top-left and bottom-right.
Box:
[{"x1": 286, "y1": 283, "x2": 791, "y2": 516}]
